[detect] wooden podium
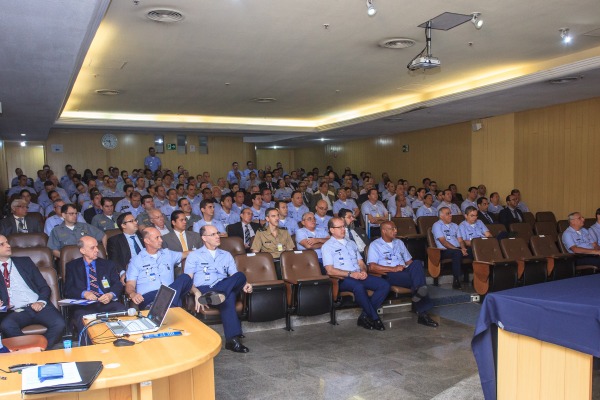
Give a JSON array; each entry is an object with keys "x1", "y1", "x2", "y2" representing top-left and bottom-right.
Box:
[{"x1": 0, "y1": 308, "x2": 222, "y2": 400}]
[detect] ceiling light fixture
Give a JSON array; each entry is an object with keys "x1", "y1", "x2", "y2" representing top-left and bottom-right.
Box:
[
  {"x1": 366, "y1": 0, "x2": 376, "y2": 17},
  {"x1": 471, "y1": 12, "x2": 483, "y2": 29},
  {"x1": 20, "y1": 141, "x2": 26, "y2": 147},
  {"x1": 559, "y1": 28, "x2": 572, "y2": 44},
  {"x1": 20, "y1": 133, "x2": 26, "y2": 137}
]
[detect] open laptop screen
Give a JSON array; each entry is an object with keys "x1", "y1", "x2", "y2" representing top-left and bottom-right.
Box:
[{"x1": 147, "y1": 285, "x2": 176, "y2": 326}]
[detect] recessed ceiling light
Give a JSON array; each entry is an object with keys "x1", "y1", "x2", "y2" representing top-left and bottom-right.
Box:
[
  {"x1": 20, "y1": 141, "x2": 26, "y2": 147},
  {"x1": 147, "y1": 9, "x2": 184, "y2": 23},
  {"x1": 251, "y1": 98, "x2": 277, "y2": 103},
  {"x1": 20, "y1": 133, "x2": 26, "y2": 137},
  {"x1": 378, "y1": 38, "x2": 416, "y2": 49},
  {"x1": 95, "y1": 89, "x2": 121, "y2": 96}
]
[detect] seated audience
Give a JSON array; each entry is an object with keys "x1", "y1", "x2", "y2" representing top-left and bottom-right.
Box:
[
  {"x1": 251, "y1": 208, "x2": 295, "y2": 259},
  {"x1": 458, "y1": 206, "x2": 492, "y2": 246},
  {"x1": 162, "y1": 211, "x2": 203, "y2": 252},
  {"x1": 0, "y1": 199, "x2": 43, "y2": 236},
  {"x1": 562, "y1": 212, "x2": 600, "y2": 268},
  {"x1": 498, "y1": 194, "x2": 524, "y2": 230},
  {"x1": 432, "y1": 207, "x2": 471, "y2": 289},
  {"x1": 48, "y1": 204, "x2": 106, "y2": 258},
  {"x1": 91, "y1": 198, "x2": 121, "y2": 232}
]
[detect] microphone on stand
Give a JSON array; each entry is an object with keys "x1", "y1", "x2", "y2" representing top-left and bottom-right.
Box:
[{"x1": 84, "y1": 308, "x2": 137, "y2": 321}]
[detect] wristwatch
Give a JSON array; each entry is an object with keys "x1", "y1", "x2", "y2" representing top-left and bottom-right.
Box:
[{"x1": 347, "y1": 271, "x2": 351, "y2": 277}]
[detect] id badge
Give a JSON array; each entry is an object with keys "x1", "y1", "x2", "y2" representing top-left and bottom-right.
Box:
[
  {"x1": 149, "y1": 273, "x2": 156, "y2": 281},
  {"x1": 277, "y1": 243, "x2": 283, "y2": 252},
  {"x1": 101, "y1": 278, "x2": 110, "y2": 289}
]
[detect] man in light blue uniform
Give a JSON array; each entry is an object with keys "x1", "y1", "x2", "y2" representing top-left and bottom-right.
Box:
[
  {"x1": 322, "y1": 217, "x2": 390, "y2": 331},
  {"x1": 333, "y1": 188, "x2": 359, "y2": 218},
  {"x1": 432, "y1": 206, "x2": 471, "y2": 289},
  {"x1": 193, "y1": 200, "x2": 227, "y2": 235},
  {"x1": 295, "y1": 212, "x2": 329, "y2": 271},
  {"x1": 416, "y1": 193, "x2": 437, "y2": 218},
  {"x1": 438, "y1": 190, "x2": 461, "y2": 215},
  {"x1": 458, "y1": 206, "x2": 491, "y2": 246},
  {"x1": 226, "y1": 161, "x2": 242, "y2": 185},
  {"x1": 143, "y1": 147, "x2": 162, "y2": 173},
  {"x1": 288, "y1": 191, "x2": 310, "y2": 223},
  {"x1": 242, "y1": 160, "x2": 259, "y2": 180},
  {"x1": 367, "y1": 221, "x2": 438, "y2": 327},
  {"x1": 275, "y1": 201, "x2": 299, "y2": 235},
  {"x1": 249, "y1": 193, "x2": 265, "y2": 224},
  {"x1": 562, "y1": 211, "x2": 600, "y2": 268},
  {"x1": 125, "y1": 227, "x2": 193, "y2": 309},
  {"x1": 186, "y1": 225, "x2": 253, "y2": 353},
  {"x1": 460, "y1": 187, "x2": 478, "y2": 214},
  {"x1": 588, "y1": 208, "x2": 600, "y2": 245},
  {"x1": 314, "y1": 200, "x2": 332, "y2": 231},
  {"x1": 360, "y1": 188, "x2": 388, "y2": 237},
  {"x1": 387, "y1": 190, "x2": 415, "y2": 221}
]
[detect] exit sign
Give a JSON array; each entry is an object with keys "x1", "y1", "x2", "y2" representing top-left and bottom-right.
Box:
[{"x1": 167, "y1": 143, "x2": 177, "y2": 150}]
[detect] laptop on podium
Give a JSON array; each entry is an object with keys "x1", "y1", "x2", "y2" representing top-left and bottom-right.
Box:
[{"x1": 106, "y1": 285, "x2": 176, "y2": 337}]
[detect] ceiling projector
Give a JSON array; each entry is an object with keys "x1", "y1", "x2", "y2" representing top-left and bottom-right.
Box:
[{"x1": 408, "y1": 56, "x2": 441, "y2": 71}]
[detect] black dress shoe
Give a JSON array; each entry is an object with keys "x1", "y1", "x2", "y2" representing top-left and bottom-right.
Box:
[
  {"x1": 225, "y1": 337, "x2": 249, "y2": 353},
  {"x1": 236, "y1": 334, "x2": 245, "y2": 339},
  {"x1": 198, "y1": 291, "x2": 226, "y2": 306},
  {"x1": 357, "y1": 315, "x2": 374, "y2": 330},
  {"x1": 452, "y1": 278, "x2": 462, "y2": 290},
  {"x1": 372, "y1": 319, "x2": 385, "y2": 331},
  {"x1": 417, "y1": 313, "x2": 439, "y2": 328}
]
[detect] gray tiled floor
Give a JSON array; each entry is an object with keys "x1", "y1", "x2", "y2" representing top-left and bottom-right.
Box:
[{"x1": 214, "y1": 313, "x2": 483, "y2": 400}]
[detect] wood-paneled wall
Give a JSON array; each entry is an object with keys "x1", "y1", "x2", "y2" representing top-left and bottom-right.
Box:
[
  {"x1": 45, "y1": 130, "x2": 255, "y2": 180},
  {"x1": 255, "y1": 149, "x2": 295, "y2": 173},
  {"x1": 515, "y1": 97, "x2": 600, "y2": 219}
]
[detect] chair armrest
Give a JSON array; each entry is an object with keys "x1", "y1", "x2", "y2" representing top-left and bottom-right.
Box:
[
  {"x1": 520, "y1": 255, "x2": 547, "y2": 263},
  {"x1": 397, "y1": 234, "x2": 426, "y2": 240},
  {"x1": 251, "y1": 279, "x2": 285, "y2": 287}
]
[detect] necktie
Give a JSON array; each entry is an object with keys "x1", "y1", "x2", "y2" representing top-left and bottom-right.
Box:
[
  {"x1": 88, "y1": 263, "x2": 101, "y2": 297},
  {"x1": 2, "y1": 262, "x2": 10, "y2": 307},
  {"x1": 348, "y1": 230, "x2": 355, "y2": 242},
  {"x1": 179, "y1": 231, "x2": 188, "y2": 251},
  {"x1": 17, "y1": 218, "x2": 25, "y2": 233},
  {"x1": 130, "y1": 235, "x2": 141, "y2": 254},
  {"x1": 244, "y1": 224, "x2": 251, "y2": 245}
]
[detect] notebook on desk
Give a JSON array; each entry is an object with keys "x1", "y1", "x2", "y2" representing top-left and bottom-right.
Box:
[{"x1": 106, "y1": 285, "x2": 175, "y2": 337}]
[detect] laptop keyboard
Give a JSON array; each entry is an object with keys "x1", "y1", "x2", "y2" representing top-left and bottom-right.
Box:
[{"x1": 124, "y1": 318, "x2": 156, "y2": 331}]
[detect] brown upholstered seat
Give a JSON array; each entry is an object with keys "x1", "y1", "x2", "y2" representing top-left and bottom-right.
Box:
[
  {"x1": 10, "y1": 247, "x2": 53, "y2": 269},
  {"x1": 509, "y1": 223, "x2": 534, "y2": 243},
  {"x1": 557, "y1": 235, "x2": 598, "y2": 275},
  {"x1": 7, "y1": 232, "x2": 48, "y2": 248},
  {"x1": 392, "y1": 217, "x2": 427, "y2": 266},
  {"x1": 451, "y1": 214, "x2": 465, "y2": 225},
  {"x1": 500, "y1": 237, "x2": 547, "y2": 285},
  {"x1": 416, "y1": 216, "x2": 437, "y2": 235},
  {"x1": 584, "y1": 218, "x2": 596, "y2": 229},
  {"x1": 535, "y1": 211, "x2": 557, "y2": 223},
  {"x1": 485, "y1": 224, "x2": 507, "y2": 239},
  {"x1": 426, "y1": 228, "x2": 472, "y2": 284},
  {"x1": 522, "y1": 212, "x2": 535, "y2": 226},
  {"x1": 530, "y1": 235, "x2": 575, "y2": 280},
  {"x1": 3, "y1": 335, "x2": 48, "y2": 352},
  {"x1": 22, "y1": 267, "x2": 60, "y2": 336},
  {"x1": 234, "y1": 253, "x2": 286, "y2": 322},
  {"x1": 219, "y1": 236, "x2": 246, "y2": 257},
  {"x1": 104, "y1": 228, "x2": 121, "y2": 241},
  {"x1": 280, "y1": 250, "x2": 333, "y2": 329},
  {"x1": 471, "y1": 238, "x2": 518, "y2": 295},
  {"x1": 557, "y1": 220, "x2": 569, "y2": 233},
  {"x1": 533, "y1": 221, "x2": 558, "y2": 243}
]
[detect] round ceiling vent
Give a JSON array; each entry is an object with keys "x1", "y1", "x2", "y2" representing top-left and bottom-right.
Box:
[
  {"x1": 147, "y1": 9, "x2": 184, "y2": 23},
  {"x1": 95, "y1": 89, "x2": 121, "y2": 96},
  {"x1": 548, "y1": 76, "x2": 583, "y2": 84},
  {"x1": 378, "y1": 38, "x2": 416, "y2": 49},
  {"x1": 251, "y1": 98, "x2": 277, "y2": 103}
]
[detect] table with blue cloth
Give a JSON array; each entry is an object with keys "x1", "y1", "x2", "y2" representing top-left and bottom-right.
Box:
[{"x1": 472, "y1": 274, "x2": 600, "y2": 400}]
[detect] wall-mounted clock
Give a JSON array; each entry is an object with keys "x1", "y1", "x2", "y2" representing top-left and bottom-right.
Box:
[{"x1": 101, "y1": 133, "x2": 118, "y2": 149}]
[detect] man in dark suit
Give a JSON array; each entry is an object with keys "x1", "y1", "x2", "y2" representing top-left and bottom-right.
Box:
[
  {"x1": 226, "y1": 208, "x2": 261, "y2": 251},
  {"x1": 498, "y1": 194, "x2": 525, "y2": 230},
  {"x1": 83, "y1": 192, "x2": 103, "y2": 224},
  {"x1": 64, "y1": 236, "x2": 125, "y2": 335},
  {"x1": 0, "y1": 199, "x2": 44, "y2": 236},
  {"x1": 107, "y1": 212, "x2": 145, "y2": 284},
  {"x1": 162, "y1": 210, "x2": 203, "y2": 252},
  {"x1": 0, "y1": 235, "x2": 65, "y2": 347},
  {"x1": 339, "y1": 208, "x2": 370, "y2": 260},
  {"x1": 476, "y1": 197, "x2": 496, "y2": 224},
  {"x1": 310, "y1": 181, "x2": 336, "y2": 215}
]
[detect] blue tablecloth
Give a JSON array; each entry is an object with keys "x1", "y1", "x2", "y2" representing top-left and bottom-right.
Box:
[{"x1": 472, "y1": 274, "x2": 600, "y2": 400}]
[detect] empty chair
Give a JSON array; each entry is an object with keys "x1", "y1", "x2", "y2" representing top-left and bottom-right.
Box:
[
  {"x1": 533, "y1": 221, "x2": 558, "y2": 243},
  {"x1": 535, "y1": 211, "x2": 557, "y2": 223},
  {"x1": 7, "y1": 232, "x2": 48, "y2": 248},
  {"x1": 500, "y1": 237, "x2": 547, "y2": 285},
  {"x1": 392, "y1": 217, "x2": 427, "y2": 264},
  {"x1": 530, "y1": 235, "x2": 575, "y2": 280},
  {"x1": 584, "y1": 218, "x2": 596, "y2": 229},
  {"x1": 471, "y1": 238, "x2": 518, "y2": 295},
  {"x1": 234, "y1": 253, "x2": 287, "y2": 322},
  {"x1": 280, "y1": 250, "x2": 334, "y2": 330},
  {"x1": 509, "y1": 223, "x2": 534, "y2": 243},
  {"x1": 27, "y1": 212, "x2": 45, "y2": 228},
  {"x1": 557, "y1": 220, "x2": 569, "y2": 233},
  {"x1": 416, "y1": 216, "x2": 438, "y2": 236},
  {"x1": 426, "y1": 228, "x2": 472, "y2": 285},
  {"x1": 219, "y1": 236, "x2": 246, "y2": 257},
  {"x1": 10, "y1": 247, "x2": 53, "y2": 269},
  {"x1": 485, "y1": 224, "x2": 507, "y2": 239},
  {"x1": 523, "y1": 212, "x2": 535, "y2": 226}
]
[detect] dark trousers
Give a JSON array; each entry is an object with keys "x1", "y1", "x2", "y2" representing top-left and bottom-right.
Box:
[
  {"x1": 575, "y1": 256, "x2": 600, "y2": 268},
  {"x1": 385, "y1": 260, "x2": 432, "y2": 313},
  {"x1": 441, "y1": 248, "x2": 472, "y2": 279},
  {"x1": 72, "y1": 301, "x2": 127, "y2": 334},
  {"x1": 197, "y1": 272, "x2": 246, "y2": 340},
  {"x1": 339, "y1": 275, "x2": 390, "y2": 321},
  {"x1": 0, "y1": 304, "x2": 65, "y2": 346},
  {"x1": 140, "y1": 274, "x2": 194, "y2": 309}
]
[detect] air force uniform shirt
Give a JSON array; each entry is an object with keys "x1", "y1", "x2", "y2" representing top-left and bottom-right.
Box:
[
  {"x1": 186, "y1": 247, "x2": 238, "y2": 288},
  {"x1": 126, "y1": 248, "x2": 181, "y2": 295},
  {"x1": 562, "y1": 226, "x2": 597, "y2": 253},
  {"x1": 431, "y1": 220, "x2": 462, "y2": 249},
  {"x1": 367, "y1": 238, "x2": 412, "y2": 267},
  {"x1": 322, "y1": 237, "x2": 361, "y2": 272},
  {"x1": 295, "y1": 227, "x2": 329, "y2": 259},
  {"x1": 458, "y1": 220, "x2": 489, "y2": 241}
]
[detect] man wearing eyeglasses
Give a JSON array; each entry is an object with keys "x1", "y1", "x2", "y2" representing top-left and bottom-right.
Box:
[
  {"x1": 48, "y1": 204, "x2": 106, "y2": 258},
  {"x1": 186, "y1": 225, "x2": 252, "y2": 353},
  {"x1": 107, "y1": 212, "x2": 145, "y2": 284},
  {"x1": 295, "y1": 212, "x2": 330, "y2": 273},
  {"x1": 322, "y1": 217, "x2": 390, "y2": 331},
  {"x1": 0, "y1": 199, "x2": 43, "y2": 236}
]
